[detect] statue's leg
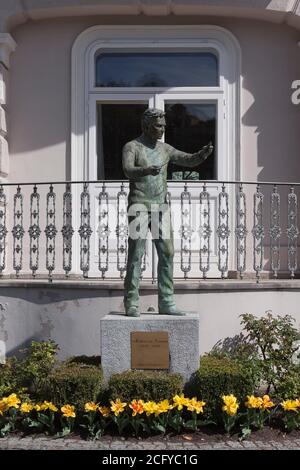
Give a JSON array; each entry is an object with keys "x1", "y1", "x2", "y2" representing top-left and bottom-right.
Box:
[
  {"x1": 153, "y1": 207, "x2": 185, "y2": 316},
  {"x1": 124, "y1": 211, "x2": 148, "y2": 316},
  {"x1": 152, "y1": 207, "x2": 174, "y2": 309}
]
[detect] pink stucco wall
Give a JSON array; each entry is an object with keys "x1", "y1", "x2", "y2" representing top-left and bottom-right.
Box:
[{"x1": 8, "y1": 15, "x2": 300, "y2": 184}]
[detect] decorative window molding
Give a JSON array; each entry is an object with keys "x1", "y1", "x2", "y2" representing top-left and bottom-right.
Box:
[
  {"x1": 0, "y1": 33, "x2": 16, "y2": 178},
  {"x1": 71, "y1": 25, "x2": 241, "y2": 184},
  {"x1": 71, "y1": 25, "x2": 241, "y2": 273}
]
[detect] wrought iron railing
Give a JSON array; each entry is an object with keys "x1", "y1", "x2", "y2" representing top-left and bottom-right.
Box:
[{"x1": 0, "y1": 180, "x2": 299, "y2": 282}]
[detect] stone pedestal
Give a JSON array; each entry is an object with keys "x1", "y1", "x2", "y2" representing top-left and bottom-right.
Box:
[{"x1": 100, "y1": 313, "x2": 199, "y2": 383}]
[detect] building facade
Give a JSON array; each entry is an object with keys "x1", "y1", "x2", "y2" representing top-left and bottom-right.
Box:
[{"x1": 0, "y1": 0, "x2": 300, "y2": 359}]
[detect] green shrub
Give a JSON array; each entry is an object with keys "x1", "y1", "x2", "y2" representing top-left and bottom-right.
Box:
[
  {"x1": 0, "y1": 341, "x2": 58, "y2": 398},
  {"x1": 64, "y1": 355, "x2": 101, "y2": 367},
  {"x1": 185, "y1": 356, "x2": 256, "y2": 422},
  {"x1": 0, "y1": 358, "x2": 29, "y2": 398},
  {"x1": 19, "y1": 340, "x2": 59, "y2": 395},
  {"x1": 275, "y1": 367, "x2": 300, "y2": 400},
  {"x1": 41, "y1": 363, "x2": 103, "y2": 410},
  {"x1": 108, "y1": 370, "x2": 183, "y2": 402},
  {"x1": 239, "y1": 313, "x2": 300, "y2": 394}
]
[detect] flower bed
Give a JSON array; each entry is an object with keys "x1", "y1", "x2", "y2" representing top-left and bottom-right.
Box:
[{"x1": 1, "y1": 392, "x2": 300, "y2": 440}]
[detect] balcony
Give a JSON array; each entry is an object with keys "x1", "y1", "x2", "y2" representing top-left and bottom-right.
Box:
[
  {"x1": 0, "y1": 178, "x2": 300, "y2": 358},
  {"x1": 0, "y1": 179, "x2": 299, "y2": 284}
]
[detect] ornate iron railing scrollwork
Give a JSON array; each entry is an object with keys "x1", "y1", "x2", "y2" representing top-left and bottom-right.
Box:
[
  {"x1": 45, "y1": 184, "x2": 57, "y2": 281},
  {"x1": 235, "y1": 184, "x2": 247, "y2": 279},
  {"x1": 12, "y1": 185, "x2": 24, "y2": 277},
  {"x1": 98, "y1": 182, "x2": 109, "y2": 279},
  {"x1": 116, "y1": 182, "x2": 128, "y2": 279},
  {"x1": 199, "y1": 183, "x2": 211, "y2": 278},
  {"x1": 29, "y1": 185, "x2": 41, "y2": 277},
  {"x1": 217, "y1": 183, "x2": 230, "y2": 278},
  {"x1": 287, "y1": 186, "x2": 299, "y2": 279},
  {"x1": 62, "y1": 183, "x2": 74, "y2": 277},
  {"x1": 0, "y1": 186, "x2": 8, "y2": 275},
  {"x1": 270, "y1": 185, "x2": 281, "y2": 278},
  {"x1": 180, "y1": 182, "x2": 192, "y2": 279},
  {"x1": 78, "y1": 183, "x2": 92, "y2": 278},
  {"x1": 252, "y1": 184, "x2": 264, "y2": 283}
]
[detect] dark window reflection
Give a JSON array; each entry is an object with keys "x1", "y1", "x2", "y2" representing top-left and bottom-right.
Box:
[
  {"x1": 97, "y1": 103, "x2": 147, "y2": 180},
  {"x1": 165, "y1": 103, "x2": 216, "y2": 180},
  {"x1": 95, "y1": 52, "x2": 218, "y2": 87}
]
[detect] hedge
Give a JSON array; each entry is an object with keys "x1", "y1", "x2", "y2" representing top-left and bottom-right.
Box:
[
  {"x1": 108, "y1": 370, "x2": 183, "y2": 402},
  {"x1": 185, "y1": 356, "x2": 256, "y2": 421},
  {"x1": 42, "y1": 363, "x2": 103, "y2": 410}
]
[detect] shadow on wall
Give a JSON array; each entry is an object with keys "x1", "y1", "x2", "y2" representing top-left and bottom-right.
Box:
[{"x1": 241, "y1": 22, "x2": 300, "y2": 183}]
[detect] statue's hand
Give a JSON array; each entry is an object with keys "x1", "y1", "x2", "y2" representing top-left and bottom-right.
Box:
[
  {"x1": 200, "y1": 142, "x2": 214, "y2": 159},
  {"x1": 144, "y1": 165, "x2": 161, "y2": 176}
]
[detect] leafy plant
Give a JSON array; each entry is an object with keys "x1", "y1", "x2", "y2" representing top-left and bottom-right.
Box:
[
  {"x1": 0, "y1": 341, "x2": 58, "y2": 398},
  {"x1": 42, "y1": 363, "x2": 103, "y2": 409},
  {"x1": 108, "y1": 370, "x2": 183, "y2": 403},
  {"x1": 186, "y1": 356, "x2": 255, "y2": 422},
  {"x1": 240, "y1": 312, "x2": 300, "y2": 394}
]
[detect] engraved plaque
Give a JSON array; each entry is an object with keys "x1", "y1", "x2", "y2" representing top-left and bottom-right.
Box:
[{"x1": 131, "y1": 331, "x2": 169, "y2": 369}]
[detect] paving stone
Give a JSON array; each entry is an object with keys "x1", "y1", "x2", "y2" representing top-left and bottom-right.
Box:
[{"x1": 1, "y1": 435, "x2": 300, "y2": 450}]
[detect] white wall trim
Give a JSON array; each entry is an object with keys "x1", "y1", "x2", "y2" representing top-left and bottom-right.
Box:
[{"x1": 0, "y1": 34, "x2": 17, "y2": 69}]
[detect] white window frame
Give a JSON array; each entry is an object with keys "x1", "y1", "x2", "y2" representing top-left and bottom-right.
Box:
[{"x1": 71, "y1": 25, "x2": 241, "y2": 273}]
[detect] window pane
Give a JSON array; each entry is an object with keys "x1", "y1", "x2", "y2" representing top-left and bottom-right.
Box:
[
  {"x1": 95, "y1": 52, "x2": 218, "y2": 87},
  {"x1": 97, "y1": 103, "x2": 147, "y2": 180},
  {"x1": 165, "y1": 103, "x2": 216, "y2": 180}
]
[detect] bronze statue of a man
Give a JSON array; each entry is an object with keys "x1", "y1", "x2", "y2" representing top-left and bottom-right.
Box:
[{"x1": 122, "y1": 108, "x2": 213, "y2": 317}]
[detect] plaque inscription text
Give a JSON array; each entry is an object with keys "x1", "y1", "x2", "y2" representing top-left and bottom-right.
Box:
[{"x1": 131, "y1": 331, "x2": 169, "y2": 369}]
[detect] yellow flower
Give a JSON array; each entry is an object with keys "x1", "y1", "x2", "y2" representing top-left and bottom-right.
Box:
[
  {"x1": 0, "y1": 399, "x2": 8, "y2": 416},
  {"x1": 98, "y1": 406, "x2": 110, "y2": 417},
  {"x1": 47, "y1": 402, "x2": 58, "y2": 412},
  {"x1": 172, "y1": 394, "x2": 189, "y2": 411},
  {"x1": 186, "y1": 397, "x2": 206, "y2": 414},
  {"x1": 245, "y1": 395, "x2": 263, "y2": 409},
  {"x1": 20, "y1": 403, "x2": 34, "y2": 413},
  {"x1": 84, "y1": 402, "x2": 99, "y2": 412},
  {"x1": 157, "y1": 400, "x2": 172, "y2": 413},
  {"x1": 261, "y1": 395, "x2": 275, "y2": 410},
  {"x1": 222, "y1": 395, "x2": 239, "y2": 416},
  {"x1": 281, "y1": 399, "x2": 299, "y2": 412},
  {"x1": 40, "y1": 402, "x2": 50, "y2": 411},
  {"x1": 38, "y1": 401, "x2": 58, "y2": 412},
  {"x1": 61, "y1": 404, "x2": 76, "y2": 418},
  {"x1": 129, "y1": 400, "x2": 145, "y2": 417},
  {"x1": 110, "y1": 399, "x2": 127, "y2": 416},
  {"x1": 6, "y1": 393, "x2": 21, "y2": 409},
  {"x1": 143, "y1": 401, "x2": 158, "y2": 416}
]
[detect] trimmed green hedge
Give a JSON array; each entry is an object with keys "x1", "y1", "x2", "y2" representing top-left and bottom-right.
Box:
[
  {"x1": 108, "y1": 370, "x2": 183, "y2": 402},
  {"x1": 185, "y1": 356, "x2": 256, "y2": 421},
  {"x1": 42, "y1": 363, "x2": 103, "y2": 410}
]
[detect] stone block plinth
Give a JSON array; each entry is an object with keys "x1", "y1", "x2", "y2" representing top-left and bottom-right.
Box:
[{"x1": 100, "y1": 313, "x2": 199, "y2": 383}]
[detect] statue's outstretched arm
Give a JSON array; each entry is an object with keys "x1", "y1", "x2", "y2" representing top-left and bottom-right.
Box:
[{"x1": 168, "y1": 142, "x2": 214, "y2": 168}]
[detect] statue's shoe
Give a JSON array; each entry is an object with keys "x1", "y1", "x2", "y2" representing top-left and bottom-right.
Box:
[
  {"x1": 125, "y1": 306, "x2": 140, "y2": 317},
  {"x1": 159, "y1": 305, "x2": 185, "y2": 316}
]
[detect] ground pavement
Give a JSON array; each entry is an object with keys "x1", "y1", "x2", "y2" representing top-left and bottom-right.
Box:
[{"x1": 0, "y1": 433, "x2": 299, "y2": 450}]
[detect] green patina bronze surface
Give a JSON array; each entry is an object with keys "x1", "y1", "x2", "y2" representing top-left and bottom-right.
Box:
[{"x1": 122, "y1": 108, "x2": 213, "y2": 317}]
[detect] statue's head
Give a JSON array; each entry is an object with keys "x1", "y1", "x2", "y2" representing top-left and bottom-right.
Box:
[{"x1": 141, "y1": 108, "x2": 166, "y2": 140}]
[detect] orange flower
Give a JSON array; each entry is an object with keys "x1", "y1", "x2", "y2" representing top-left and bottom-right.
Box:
[
  {"x1": 129, "y1": 400, "x2": 144, "y2": 416},
  {"x1": 98, "y1": 406, "x2": 110, "y2": 417},
  {"x1": 261, "y1": 395, "x2": 275, "y2": 410}
]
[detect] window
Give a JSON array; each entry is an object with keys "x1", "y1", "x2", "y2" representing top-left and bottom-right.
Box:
[
  {"x1": 94, "y1": 51, "x2": 219, "y2": 181},
  {"x1": 95, "y1": 52, "x2": 218, "y2": 87}
]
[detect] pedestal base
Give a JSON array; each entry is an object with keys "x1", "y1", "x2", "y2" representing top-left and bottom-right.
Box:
[{"x1": 100, "y1": 313, "x2": 200, "y2": 383}]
